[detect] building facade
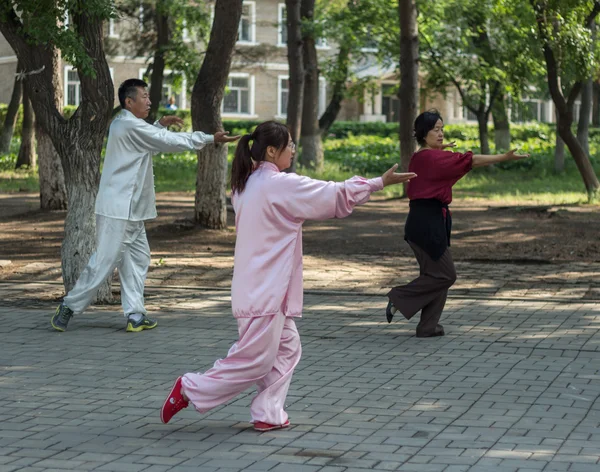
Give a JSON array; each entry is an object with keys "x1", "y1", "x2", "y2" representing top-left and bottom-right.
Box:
[{"x1": 0, "y1": 0, "x2": 563, "y2": 125}]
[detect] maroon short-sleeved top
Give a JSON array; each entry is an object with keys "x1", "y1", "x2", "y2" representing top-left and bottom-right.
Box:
[{"x1": 406, "y1": 149, "x2": 473, "y2": 204}]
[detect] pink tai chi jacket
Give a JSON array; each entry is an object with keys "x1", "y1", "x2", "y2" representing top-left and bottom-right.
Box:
[{"x1": 231, "y1": 161, "x2": 384, "y2": 319}]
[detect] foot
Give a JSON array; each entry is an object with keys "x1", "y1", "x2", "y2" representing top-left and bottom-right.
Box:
[
  {"x1": 253, "y1": 419, "x2": 290, "y2": 432},
  {"x1": 51, "y1": 303, "x2": 74, "y2": 332},
  {"x1": 416, "y1": 324, "x2": 445, "y2": 338},
  {"x1": 386, "y1": 300, "x2": 398, "y2": 323},
  {"x1": 126, "y1": 314, "x2": 158, "y2": 332},
  {"x1": 160, "y1": 376, "x2": 189, "y2": 424}
]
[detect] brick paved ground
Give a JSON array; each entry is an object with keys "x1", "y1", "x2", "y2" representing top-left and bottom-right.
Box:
[
  {"x1": 1, "y1": 285, "x2": 599, "y2": 472},
  {"x1": 2, "y1": 255, "x2": 600, "y2": 306}
]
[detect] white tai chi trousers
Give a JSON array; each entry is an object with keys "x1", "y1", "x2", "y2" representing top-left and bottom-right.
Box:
[
  {"x1": 181, "y1": 313, "x2": 302, "y2": 425},
  {"x1": 63, "y1": 214, "x2": 151, "y2": 317}
]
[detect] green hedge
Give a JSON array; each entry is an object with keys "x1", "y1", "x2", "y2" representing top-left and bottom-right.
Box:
[{"x1": 0, "y1": 102, "x2": 594, "y2": 150}]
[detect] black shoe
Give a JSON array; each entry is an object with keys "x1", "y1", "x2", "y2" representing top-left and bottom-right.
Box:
[
  {"x1": 386, "y1": 300, "x2": 398, "y2": 323},
  {"x1": 416, "y1": 324, "x2": 445, "y2": 338},
  {"x1": 51, "y1": 303, "x2": 74, "y2": 332},
  {"x1": 126, "y1": 314, "x2": 158, "y2": 332}
]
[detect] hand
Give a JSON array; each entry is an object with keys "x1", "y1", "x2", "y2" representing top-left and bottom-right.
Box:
[
  {"x1": 381, "y1": 164, "x2": 417, "y2": 187},
  {"x1": 214, "y1": 131, "x2": 241, "y2": 144},
  {"x1": 158, "y1": 115, "x2": 185, "y2": 129},
  {"x1": 442, "y1": 141, "x2": 457, "y2": 149},
  {"x1": 505, "y1": 149, "x2": 530, "y2": 161}
]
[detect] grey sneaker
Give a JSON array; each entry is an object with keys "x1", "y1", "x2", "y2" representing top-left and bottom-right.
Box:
[
  {"x1": 51, "y1": 303, "x2": 74, "y2": 332},
  {"x1": 126, "y1": 314, "x2": 158, "y2": 333}
]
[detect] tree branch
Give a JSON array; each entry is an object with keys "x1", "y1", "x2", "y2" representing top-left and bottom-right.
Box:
[
  {"x1": 585, "y1": 1, "x2": 600, "y2": 28},
  {"x1": 567, "y1": 82, "x2": 583, "y2": 109},
  {"x1": 530, "y1": 0, "x2": 568, "y2": 116},
  {"x1": 420, "y1": 33, "x2": 478, "y2": 114},
  {"x1": 485, "y1": 81, "x2": 501, "y2": 116},
  {"x1": 0, "y1": 7, "x2": 30, "y2": 58}
]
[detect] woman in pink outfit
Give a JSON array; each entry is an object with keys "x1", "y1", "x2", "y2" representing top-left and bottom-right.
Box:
[{"x1": 160, "y1": 121, "x2": 416, "y2": 431}]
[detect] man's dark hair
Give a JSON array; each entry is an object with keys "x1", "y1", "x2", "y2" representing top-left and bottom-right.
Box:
[
  {"x1": 118, "y1": 79, "x2": 148, "y2": 109},
  {"x1": 414, "y1": 109, "x2": 443, "y2": 145}
]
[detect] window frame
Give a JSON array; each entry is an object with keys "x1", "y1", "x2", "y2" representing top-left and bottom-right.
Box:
[
  {"x1": 222, "y1": 72, "x2": 256, "y2": 117},
  {"x1": 277, "y1": 75, "x2": 289, "y2": 117},
  {"x1": 278, "y1": 3, "x2": 287, "y2": 47},
  {"x1": 237, "y1": 1, "x2": 257, "y2": 45},
  {"x1": 65, "y1": 65, "x2": 114, "y2": 107}
]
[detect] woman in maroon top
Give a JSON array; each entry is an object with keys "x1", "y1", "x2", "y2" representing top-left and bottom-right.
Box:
[{"x1": 386, "y1": 110, "x2": 529, "y2": 337}]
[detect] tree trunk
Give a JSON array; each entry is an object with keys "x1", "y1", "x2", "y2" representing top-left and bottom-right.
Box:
[
  {"x1": 577, "y1": 77, "x2": 592, "y2": 157},
  {"x1": 399, "y1": 0, "x2": 419, "y2": 197},
  {"x1": 554, "y1": 132, "x2": 564, "y2": 173},
  {"x1": 532, "y1": 2, "x2": 600, "y2": 198},
  {"x1": 286, "y1": 0, "x2": 304, "y2": 144},
  {"x1": 37, "y1": 47, "x2": 66, "y2": 210},
  {"x1": 476, "y1": 112, "x2": 490, "y2": 155},
  {"x1": 557, "y1": 116, "x2": 599, "y2": 198},
  {"x1": 492, "y1": 95, "x2": 511, "y2": 151},
  {"x1": 0, "y1": 9, "x2": 115, "y2": 299},
  {"x1": 148, "y1": 1, "x2": 169, "y2": 123},
  {"x1": 37, "y1": 127, "x2": 67, "y2": 209},
  {"x1": 15, "y1": 89, "x2": 36, "y2": 169},
  {"x1": 0, "y1": 61, "x2": 22, "y2": 154},
  {"x1": 299, "y1": 0, "x2": 323, "y2": 170},
  {"x1": 191, "y1": 0, "x2": 243, "y2": 229},
  {"x1": 318, "y1": 42, "x2": 349, "y2": 137},
  {"x1": 593, "y1": 80, "x2": 600, "y2": 127}
]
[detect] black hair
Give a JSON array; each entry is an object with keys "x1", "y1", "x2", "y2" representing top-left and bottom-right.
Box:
[
  {"x1": 414, "y1": 109, "x2": 443, "y2": 145},
  {"x1": 230, "y1": 121, "x2": 290, "y2": 194},
  {"x1": 118, "y1": 79, "x2": 148, "y2": 109}
]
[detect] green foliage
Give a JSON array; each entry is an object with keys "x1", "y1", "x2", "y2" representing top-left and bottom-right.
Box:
[
  {"x1": 1, "y1": 124, "x2": 599, "y2": 204},
  {"x1": 319, "y1": 123, "x2": 600, "y2": 177},
  {"x1": 1, "y1": 0, "x2": 113, "y2": 76},
  {"x1": 116, "y1": 0, "x2": 211, "y2": 92},
  {"x1": 0, "y1": 104, "x2": 77, "y2": 139},
  {"x1": 419, "y1": 0, "x2": 545, "y2": 115},
  {"x1": 527, "y1": 0, "x2": 600, "y2": 85},
  {"x1": 316, "y1": 0, "x2": 399, "y2": 102}
]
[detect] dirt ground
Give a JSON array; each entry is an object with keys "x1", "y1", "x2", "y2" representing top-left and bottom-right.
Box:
[{"x1": 1, "y1": 191, "x2": 599, "y2": 269}]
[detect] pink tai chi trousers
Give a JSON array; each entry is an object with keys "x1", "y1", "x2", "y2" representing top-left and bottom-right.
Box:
[{"x1": 181, "y1": 313, "x2": 302, "y2": 425}]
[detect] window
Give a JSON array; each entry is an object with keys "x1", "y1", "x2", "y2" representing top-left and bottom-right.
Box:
[
  {"x1": 278, "y1": 4, "x2": 287, "y2": 46},
  {"x1": 318, "y1": 77, "x2": 327, "y2": 116},
  {"x1": 65, "y1": 66, "x2": 114, "y2": 107},
  {"x1": 182, "y1": 19, "x2": 190, "y2": 42},
  {"x1": 238, "y1": 2, "x2": 256, "y2": 44},
  {"x1": 138, "y1": 68, "x2": 187, "y2": 109},
  {"x1": 316, "y1": 36, "x2": 328, "y2": 49},
  {"x1": 108, "y1": 19, "x2": 119, "y2": 38},
  {"x1": 279, "y1": 5, "x2": 326, "y2": 48},
  {"x1": 381, "y1": 84, "x2": 400, "y2": 123},
  {"x1": 361, "y1": 27, "x2": 378, "y2": 52},
  {"x1": 223, "y1": 74, "x2": 254, "y2": 115},
  {"x1": 278, "y1": 77, "x2": 325, "y2": 117},
  {"x1": 511, "y1": 98, "x2": 545, "y2": 123},
  {"x1": 65, "y1": 66, "x2": 80, "y2": 106},
  {"x1": 464, "y1": 107, "x2": 478, "y2": 122},
  {"x1": 278, "y1": 76, "x2": 289, "y2": 116},
  {"x1": 138, "y1": 4, "x2": 144, "y2": 32}
]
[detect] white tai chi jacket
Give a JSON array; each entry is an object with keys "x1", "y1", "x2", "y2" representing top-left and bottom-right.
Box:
[{"x1": 95, "y1": 109, "x2": 214, "y2": 221}]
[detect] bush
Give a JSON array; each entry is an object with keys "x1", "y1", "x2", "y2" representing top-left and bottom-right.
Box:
[{"x1": 321, "y1": 130, "x2": 600, "y2": 175}]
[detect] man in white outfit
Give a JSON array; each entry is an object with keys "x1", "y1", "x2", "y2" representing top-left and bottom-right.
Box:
[{"x1": 51, "y1": 78, "x2": 239, "y2": 333}]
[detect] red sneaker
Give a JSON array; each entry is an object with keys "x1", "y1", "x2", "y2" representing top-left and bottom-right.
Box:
[
  {"x1": 253, "y1": 419, "x2": 290, "y2": 432},
  {"x1": 160, "y1": 376, "x2": 189, "y2": 424}
]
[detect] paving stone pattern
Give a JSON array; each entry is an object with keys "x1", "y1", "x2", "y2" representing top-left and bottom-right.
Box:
[{"x1": 1, "y1": 286, "x2": 599, "y2": 471}]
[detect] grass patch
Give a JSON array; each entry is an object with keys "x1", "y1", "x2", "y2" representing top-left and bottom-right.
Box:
[{"x1": 1, "y1": 125, "x2": 598, "y2": 206}]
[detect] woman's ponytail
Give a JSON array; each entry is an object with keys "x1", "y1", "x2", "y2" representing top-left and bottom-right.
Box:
[
  {"x1": 230, "y1": 121, "x2": 290, "y2": 194},
  {"x1": 231, "y1": 134, "x2": 254, "y2": 194}
]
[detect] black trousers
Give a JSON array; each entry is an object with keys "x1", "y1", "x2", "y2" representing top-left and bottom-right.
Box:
[{"x1": 387, "y1": 241, "x2": 457, "y2": 336}]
